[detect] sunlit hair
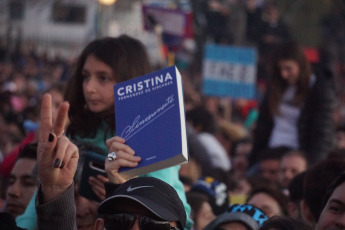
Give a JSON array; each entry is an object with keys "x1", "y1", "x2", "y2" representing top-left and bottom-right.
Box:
[
  {"x1": 65, "y1": 35, "x2": 151, "y2": 139},
  {"x1": 268, "y1": 41, "x2": 311, "y2": 115}
]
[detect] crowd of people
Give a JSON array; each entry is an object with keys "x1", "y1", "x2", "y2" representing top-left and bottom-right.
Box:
[{"x1": 0, "y1": 1, "x2": 345, "y2": 230}]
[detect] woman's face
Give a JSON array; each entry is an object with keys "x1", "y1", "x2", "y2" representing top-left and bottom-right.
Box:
[
  {"x1": 82, "y1": 55, "x2": 117, "y2": 114},
  {"x1": 195, "y1": 201, "x2": 215, "y2": 230},
  {"x1": 278, "y1": 60, "x2": 300, "y2": 85},
  {"x1": 247, "y1": 192, "x2": 282, "y2": 217}
]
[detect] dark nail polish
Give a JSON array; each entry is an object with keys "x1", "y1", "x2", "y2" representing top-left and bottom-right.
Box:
[
  {"x1": 54, "y1": 159, "x2": 60, "y2": 168},
  {"x1": 48, "y1": 133, "x2": 54, "y2": 142},
  {"x1": 60, "y1": 161, "x2": 65, "y2": 169}
]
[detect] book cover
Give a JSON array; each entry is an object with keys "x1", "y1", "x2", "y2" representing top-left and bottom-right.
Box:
[{"x1": 114, "y1": 65, "x2": 189, "y2": 177}]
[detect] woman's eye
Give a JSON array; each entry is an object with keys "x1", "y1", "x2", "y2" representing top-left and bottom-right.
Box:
[
  {"x1": 82, "y1": 73, "x2": 90, "y2": 81},
  {"x1": 100, "y1": 75, "x2": 110, "y2": 82}
]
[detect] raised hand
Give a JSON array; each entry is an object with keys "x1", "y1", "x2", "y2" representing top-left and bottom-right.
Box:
[
  {"x1": 105, "y1": 136, "x2": 141, "y2": 184},
  {"x1": 37, "y1": 93, "x2": 79, "y2": 202}
]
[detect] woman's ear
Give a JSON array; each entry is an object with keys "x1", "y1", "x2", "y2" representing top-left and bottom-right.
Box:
[
  {"x1": 301, "y1": 199, "x2": 315, "y2": 226},
  {"x1": 94, "y1": 218, "x2": 105, "y2": 230}
]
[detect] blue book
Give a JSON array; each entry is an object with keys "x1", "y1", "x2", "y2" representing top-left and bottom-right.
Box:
[{"x1": 114, "y1": 65, "x2": 189, "y2": 177}]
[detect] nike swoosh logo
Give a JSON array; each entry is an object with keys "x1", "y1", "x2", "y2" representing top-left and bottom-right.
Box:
[{"x1": 127, "y1": 185, "x2": 154, "y2": 192}]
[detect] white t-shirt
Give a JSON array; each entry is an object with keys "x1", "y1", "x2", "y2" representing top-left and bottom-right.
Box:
[
  {"x1": 198, "y1": 132, "x2": 231, "y2": 171},
  {"x1": 269, "y1": 86, "x2": 300, "y2": 149}
]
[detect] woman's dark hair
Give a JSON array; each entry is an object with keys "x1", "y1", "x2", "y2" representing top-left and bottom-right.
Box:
[
  {"x1": 259, "y1": 216, "x2": 312, "y2": 230},
  {"x1": 269, "y1": 41, "x2": 312, "y2": 115},
  {"x1": 186, "y1": 105, "x2": 217, "y2": 134},
  {"x1": 65, "y1": 35, "x2": 151, "y2": 138},
  {"x1": 320, "y1": 171, "x2": 345, "y2": 216},
  {"x1": 246, "y1": 186, "x2": 289, "y2": 216},
  {"x1": 186, "y1": 192, "x2": 211, "y2": 224}
]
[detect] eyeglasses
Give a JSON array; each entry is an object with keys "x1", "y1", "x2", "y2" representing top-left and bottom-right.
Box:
[{"x1": 104, "y1": 213, "x2": 180, "y2": 230}]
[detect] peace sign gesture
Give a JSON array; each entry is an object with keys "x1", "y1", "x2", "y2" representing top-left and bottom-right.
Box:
[{"x1": 37, "y1": 94, "x2": 79, "y2": 202}]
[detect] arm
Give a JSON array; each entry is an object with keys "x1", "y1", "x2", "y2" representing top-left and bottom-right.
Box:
[
  {"x1": 249, "y1": 95, "x2": 273, "y2": 165},
  {"x1": 35, "y1": 93, "x2": 79, "y2": 229},
  {"x1": 36, "y1": 184, "x2": 76, "y2": 230},
  {"x1": 300, "y1": 76, "x2": 336, "y2": 164}
]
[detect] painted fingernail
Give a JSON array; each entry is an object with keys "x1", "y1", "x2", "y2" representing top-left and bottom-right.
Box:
[
  {"x1": 59, "y1": 161, "x2": 65, "y2": 169},
  {"x1": 54, "y1": 158, "x2": 60, "y2": 168},
  {"x1": 48, "y1": 133, "x2": 54, "y2": 142}
]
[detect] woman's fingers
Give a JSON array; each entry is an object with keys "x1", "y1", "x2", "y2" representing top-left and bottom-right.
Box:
[
  {"x1": 39, "y1": 94, "x2": 53, "y2": 143},
  {"x1": 55, "y1": 136, "x2": 69, "y2": 168},
  {"x1": 96, "y1": 174, "x2": 109, "y2": 183},
  {"x1": 116, "y1": 158, "x2": 140, "y2": 168},
  {"x1": 106, "y1": 136, "x2": 125, "y2": 148},
  {"x1": 63, "y1": 141, "x2": 79, "y2": 171},
  {"x1": 108, "y1": 141, "x2": 135, "y2": 156},
  {"x1": 52, "y1": 101, "x2": 69, "y2": 137},
  {"x1": 88, "y1": 176, "x2": 107, "y2": 200},
  {"x1": 105, "y1": 151, "x2": 140, "y2": 174},
  {"x1": 107, "y1": 150, "x2": 141, "y2": 166}
]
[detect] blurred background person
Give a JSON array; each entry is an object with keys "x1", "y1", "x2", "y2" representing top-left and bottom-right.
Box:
[
  {"x1": 186, "y1": 192, "x2": 216, "y2": 230},
  {"x1": 250, "y1": 41, "x2": 336, "y2": 167},
  {"x1": 278, "y1": 150, "x2": 308, "y2": 194}
]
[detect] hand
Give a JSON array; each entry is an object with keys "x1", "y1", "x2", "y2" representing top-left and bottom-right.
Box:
[
  {"x1": 37, "y1": 93, "x2": 79, "y2": 202},
  {"x1": 88, "y1": 175, "x2": 109, "y2": 201},
  {"x1": 105, "y1": 136, "x2": 141, "y2": 184}
]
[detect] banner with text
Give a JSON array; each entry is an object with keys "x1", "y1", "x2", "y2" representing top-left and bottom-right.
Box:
[
  {"x1": 142, "y1": 4, "x2": 193, "y2": 39},
  {"x1": 202, "y1": 44, "x2": 257, "y2": 99}
]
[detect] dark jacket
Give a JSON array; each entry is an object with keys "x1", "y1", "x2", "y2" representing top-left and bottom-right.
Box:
[{"x1": 250, "y1": 70, "x2": 336, "y2": 166}]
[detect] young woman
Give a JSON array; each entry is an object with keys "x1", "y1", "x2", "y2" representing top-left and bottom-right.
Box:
[
  {"x1": 250, "y1": 41, "x2": 336, "y2": 166},
  {"x1": 64, "y1": 35, "x2": 192, "y2": 229}
]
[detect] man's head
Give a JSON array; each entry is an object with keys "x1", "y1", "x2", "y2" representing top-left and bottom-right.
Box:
[
  {"x1": 74, "y1": 184, "x2": 99, "y2": 230},
  {"x1": 6, "y1": 143, "x2": 38, "y2": 217},
  {"x1": 95, "y1": 177, "x2": 187, "y2": 230},
  {"x1": 204, "y1": 204, "x2": 269, "y2": 230},
  {"x1": 246, "y1": 186, "x2": 289, "y2": 217},
  {"x1": 302, "y1": 159, "x2": 345, "y2": 226},
  {"x1": 259, "y1": 147, "x2": 291, "y2": 183},
  {"x1": 190, "y1": 176, "x2": 229, "y2": 215},
  {"x1": 231, "y1": 138, "x2": 252, "y2": 179},
  {"x1": 315, "y1": 172, "x2": 345, "y2": 230},
  {"x1": 279, "y1": 151, "x2": 308, "y2": 189}
]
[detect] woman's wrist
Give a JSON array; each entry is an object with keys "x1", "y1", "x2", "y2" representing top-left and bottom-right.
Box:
[
  {"x1": 107, "y1": 171, "x2": 127, "y2": 184},
  {"x1": 41, "y1": 183, "x2": 72, "y2": 203}
]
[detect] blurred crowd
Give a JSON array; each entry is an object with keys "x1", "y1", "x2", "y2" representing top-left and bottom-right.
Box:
[{"x1": 0, "y1": 0, "x2": 345, "y2": 230}]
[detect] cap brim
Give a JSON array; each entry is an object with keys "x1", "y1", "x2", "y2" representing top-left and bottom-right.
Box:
[{"x1": 98, "y1": 195, "x2": 179, "y2": 222}]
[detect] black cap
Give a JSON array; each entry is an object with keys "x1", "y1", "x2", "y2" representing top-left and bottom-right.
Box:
[{"x1": 98, "y1": 177, "x2": 186, "y2": 229}]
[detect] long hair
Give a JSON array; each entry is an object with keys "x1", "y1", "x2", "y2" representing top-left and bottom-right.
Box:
[
  {"x1": 65, "y1": 35, "x2": 151, "y2": 138},
  {"x1": 268, "y1": 41, "x2": 311, "y2": 115}
]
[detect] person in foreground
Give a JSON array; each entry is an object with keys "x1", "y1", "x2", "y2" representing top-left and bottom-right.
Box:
[
  {"x1": 315, "y1": 172, "x2": 345, "y2": 230},
  {"x1": 35, "y1": 94, "x2": 187, "y2": 230}
]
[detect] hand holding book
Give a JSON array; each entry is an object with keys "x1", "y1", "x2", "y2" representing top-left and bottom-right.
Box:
[{"x1": 105, "y1": 136, "x2": 141, "y2": 183}]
